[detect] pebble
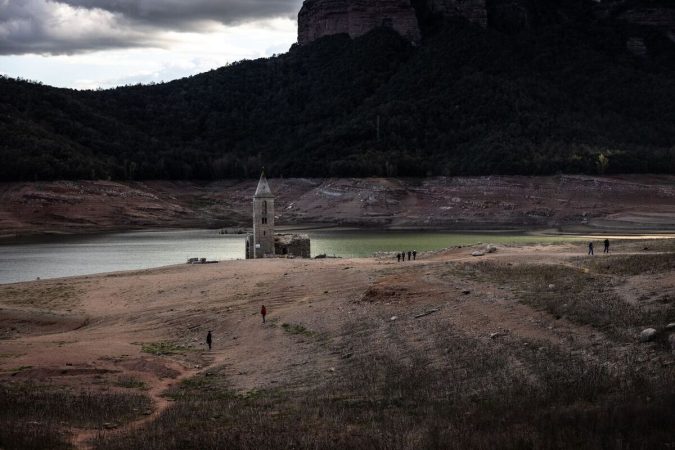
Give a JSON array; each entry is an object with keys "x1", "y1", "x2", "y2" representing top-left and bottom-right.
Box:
[{"x1": 640, "y1": 328, "x2": 657, "y2": 343}]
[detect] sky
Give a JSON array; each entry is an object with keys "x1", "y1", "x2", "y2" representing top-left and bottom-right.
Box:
[{"x1": 0, "y1": 0, "x2": 303, "y2": 89}]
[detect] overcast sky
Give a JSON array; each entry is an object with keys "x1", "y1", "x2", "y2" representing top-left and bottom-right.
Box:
[{"x1": 0, "y1": 0, "x2": 303, "y2": 89}]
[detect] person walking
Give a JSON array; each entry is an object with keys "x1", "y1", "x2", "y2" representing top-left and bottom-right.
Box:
[
  {"x1": 206, "y1": 331, "x2": 212, "y2": 350},
  {"x1": 397, "y1": 253, "x2": 401, "y2": 263},
  {"x1": 401, "y1": 251, "x2": 406, "y2": 262},
  {"x1": 604, "y1": 239, "x2": 610, "y2": 254},
  {"x1": 261, "y1": 305, "x2": 267, "y2": 324},
  {"x1": 407, "y1": 251, "x2": 412, "y2": 261},
  {"x1": 413, "y1": 250, "x2": 417, "y2": 261},
  {"x1": 588, "y1": 242, "x2": 594, "y2": 256}
]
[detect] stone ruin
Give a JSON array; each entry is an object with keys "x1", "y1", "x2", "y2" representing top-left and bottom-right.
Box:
[{"x1": 245, "y1": 173, "x2": 311, "y2": 259}]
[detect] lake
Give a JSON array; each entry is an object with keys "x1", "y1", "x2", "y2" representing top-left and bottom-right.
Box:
[{"x1": 0, "y1": 229, "x2": 668, "y2": 284}]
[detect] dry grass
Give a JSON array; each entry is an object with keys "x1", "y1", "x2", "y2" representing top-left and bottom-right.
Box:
[
  {"x1": 0, "y1": 283, "x2": 83, "y2": 309},
  {"x1": 141, "y1": 342, "x2": 188, "y2": 356},
  {"x1": 454, "y1": 260, "x2": 674, "y2": 342},
  {"x1": 93, "y1": 315, "x2": 675, "y2": 450},
  {"x1": 0, "y1": 382, "x2": 152, "y2": 449},
  {"x1": 581, "y1": 253, "x2": 675, "y2": 276}
]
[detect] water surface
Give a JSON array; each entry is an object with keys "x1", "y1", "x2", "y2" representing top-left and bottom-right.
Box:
[{"x1": 0, "y1": 229, "x2": 668, "y2": 284}]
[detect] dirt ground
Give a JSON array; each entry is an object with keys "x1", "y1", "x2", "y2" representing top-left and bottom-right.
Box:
[
  {"x1": 3, "y1": 175, "x2": 675, "y2": 238},
  {"x1": 0, "y1": 240, "x2": 673, "y2": 448}
]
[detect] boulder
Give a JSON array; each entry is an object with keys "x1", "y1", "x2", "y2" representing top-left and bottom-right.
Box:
[
  {"x1": 486, "y1": 244, "x2": 497, "y2": 253},
  {"x1": 666, "y1": 323, "x2": 675, "y2": 331},
  {"x1": 471, "y1": 251, "x2": 485, "y2": 257},
  {"x1": 640, "y1": 328, "x2": 657, "y2": 343}
]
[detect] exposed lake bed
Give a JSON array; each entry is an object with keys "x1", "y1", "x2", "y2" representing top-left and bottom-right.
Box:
[{"x1": 1, "y1": 237, "x2": 673, "y2": 449}]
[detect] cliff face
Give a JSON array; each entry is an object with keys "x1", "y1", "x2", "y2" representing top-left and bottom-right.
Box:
[
  {"x1": 425, "y1": 0, "x2": 488, "y2": 27},
  {"x1": 619, "y1": 7, "x2": 675, "y2": 38},
  {"x1": 594, "y1": 1, "x2": 675, "y2": 36},
  {"x1": 298, "y1": 0, "x2": 422, "y2": 45}
]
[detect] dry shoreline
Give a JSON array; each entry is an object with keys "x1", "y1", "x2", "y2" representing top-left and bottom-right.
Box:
[{"x1": 3, "y1": 175, "x2": 675, "y2": 239}]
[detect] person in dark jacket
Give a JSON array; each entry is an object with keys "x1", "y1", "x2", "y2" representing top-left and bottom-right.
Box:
[
  {"x1": 261, "y1": 305, "x2": 267, "y2": 324},
  {"x1": 604, "y1": 239, "x2": 610, "y2": 254},
  {"x1": 397, "y1": 253, "x2": 401, "y2": 262},
  {"x1": 206, "y1": 331, "x2": 212, "y2": 350},
  {"x1": 588, "y1": 242, "x2": 594, "y2": 256},
  {"x1": 413, "y1": 250, "x2": 417, "y2": 261},
  {"x1": 407, "y1": 251, "x2": 412, "y2": 261}
]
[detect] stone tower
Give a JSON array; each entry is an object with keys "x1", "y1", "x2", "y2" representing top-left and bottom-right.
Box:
[{"x1": 252, "y1": 172, "x2": 275, "y2": 258}]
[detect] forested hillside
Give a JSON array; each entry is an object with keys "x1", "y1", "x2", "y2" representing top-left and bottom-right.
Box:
[{"x1": 2, "y1": 7, "x2": 675, "y2": 181}]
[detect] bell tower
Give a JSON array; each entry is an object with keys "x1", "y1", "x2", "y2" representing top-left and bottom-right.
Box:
[{"x1": 252, "y1": 171, "x2": 275, "y2": 258}]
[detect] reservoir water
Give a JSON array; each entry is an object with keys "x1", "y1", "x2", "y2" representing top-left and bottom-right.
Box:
[{"x1": 0, "y1": 229, "x2": 669, "y2": 284}]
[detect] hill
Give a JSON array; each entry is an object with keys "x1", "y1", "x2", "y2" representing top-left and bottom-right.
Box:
[{"x1": 1, "y1": 2, "x2": 675, "y2": 181}]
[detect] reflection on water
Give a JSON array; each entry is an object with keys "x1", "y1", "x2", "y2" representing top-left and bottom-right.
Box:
[{"x1": 0, "y1": 229, "x2": 671, "y2": 284}]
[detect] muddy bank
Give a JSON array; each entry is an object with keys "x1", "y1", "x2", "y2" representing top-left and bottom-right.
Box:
[{"x1": 2, "y1": 175, "x2": 675, "y2": 239}]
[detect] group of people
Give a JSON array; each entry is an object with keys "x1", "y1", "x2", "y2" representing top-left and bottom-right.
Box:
[
  {"x1": 205, "y1": 305, "x2": 267, "y2": 350},
  {"x1": 588, "y1": 238, "x2": 610, "y2": 256},
  {"x1": 396, "y1": 250, "x2": 417, "y2": 262}
]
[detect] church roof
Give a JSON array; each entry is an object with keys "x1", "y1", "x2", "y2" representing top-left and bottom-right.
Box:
[{"x1": 254, "y1": 172, "x2": 274, "y2": 198}]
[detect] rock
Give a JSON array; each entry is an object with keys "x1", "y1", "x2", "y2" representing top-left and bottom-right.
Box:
[
  {"x1": 471, "y1": 251, "x2": 485, "y2": 257},
  {"x1": 640, "y1": 328, "x2": 657, "y2": 343},
  {"x1": 490, "y1": 332, "x2": 503, "y2": 339},
  {"x1": 626, "y1": 36, "x2": 648, "y2": 57},
  {"x1": 618, "y1": 7, "x2": 675, "y2": 38},
  {"x1": 298, "y1": 0, "x2": 489, "y2": 45},
  {"x1": 666, "y1": 323, "x2": 675, "y2": 331},
  {"x1": 548, "y1": 284, "x2": 555, "y2": 289},
  {"x1": 426, "y1": 0, "x2": 487, "y2": 27},
  {"x1": 486, "y1": 244, "x2": 497, "y2": 253},
  {"x1": 298, "y1": 0, "x2": 421, "y2": 45},
  {"x1": 414, "y1": 308, "x2": 440, "y2": 319},
  {"x1": 461, "y1": 289, "x2": 471, "y2": 295},
  {"x1": 390, "y1": 316, "x2": 398, "y2": 321}
]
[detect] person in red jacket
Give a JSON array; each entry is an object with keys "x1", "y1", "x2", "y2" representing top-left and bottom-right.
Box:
[{"x1": 261, "y1": 305, "x2": 267, "y2": 324}]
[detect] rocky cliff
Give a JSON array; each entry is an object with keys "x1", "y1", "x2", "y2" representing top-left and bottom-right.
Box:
[
  {"x1": 424, "y1": 0, "x2": 487, "y2": 27},
  {"x1": 298, "y1": 0, "x2": 422, "y2": 44},
  {"x1": 618, "y1": 7, "x2": 675, "y2": 38},
  {"x1": 298, "y1": 0, "x2": 675, "y2": 47}
]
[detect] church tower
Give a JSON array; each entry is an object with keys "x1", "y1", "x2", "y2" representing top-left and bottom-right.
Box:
[{"x1": 252, "y1": 171, "x2": 275, "y2": 258}]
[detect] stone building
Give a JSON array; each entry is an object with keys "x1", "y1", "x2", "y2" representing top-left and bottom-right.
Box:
[{"x1": 246, "y1": 173, "x2": 311, "y2": 259}]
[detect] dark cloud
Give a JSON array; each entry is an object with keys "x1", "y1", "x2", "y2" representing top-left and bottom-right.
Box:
[
  {"x1": 59, "y1": 0, "x2": 302, "y2": 28},
  {"x1": 0, "y1": 0, "x2": 302, "y2": 55}
]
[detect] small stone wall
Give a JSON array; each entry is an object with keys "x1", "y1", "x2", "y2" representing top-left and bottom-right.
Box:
[{"x1": 274, "y1": 234, "x2": 311, "y2": 258}]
